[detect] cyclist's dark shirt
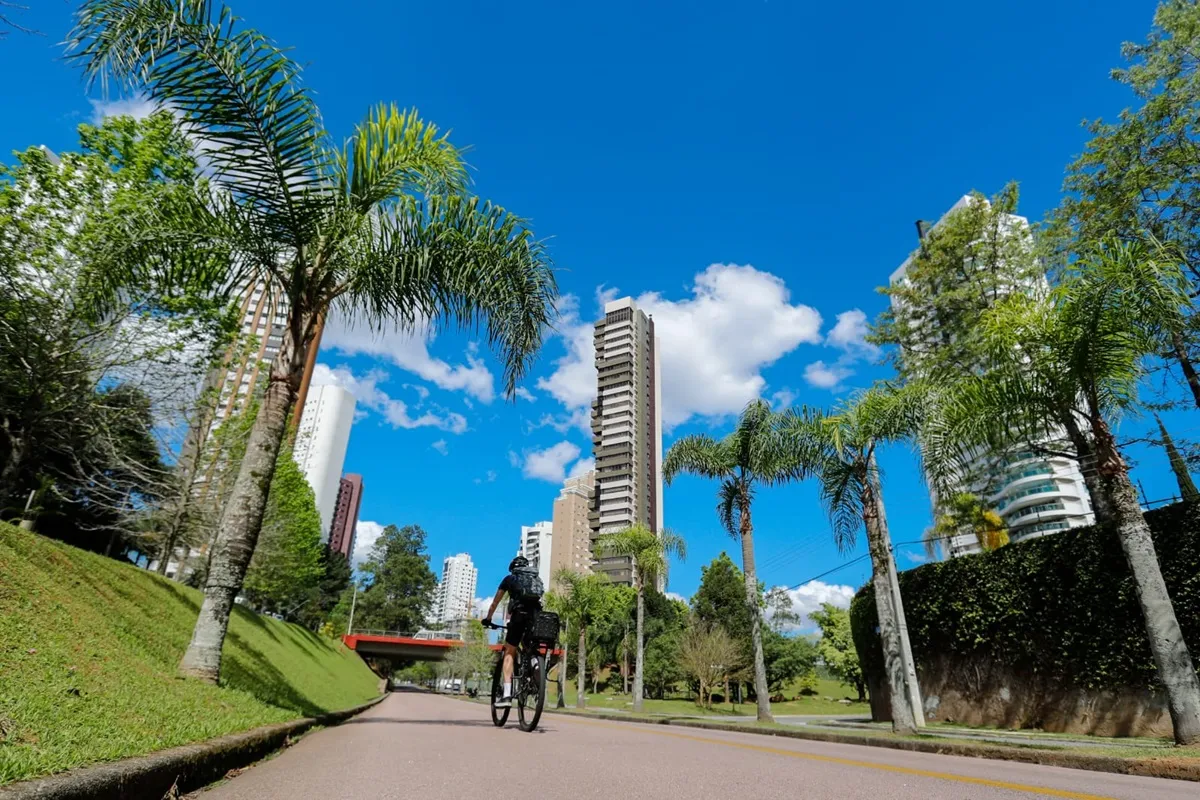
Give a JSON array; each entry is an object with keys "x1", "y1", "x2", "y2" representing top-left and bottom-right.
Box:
[{"x1": 499, "y1": 572, "x2": 542, "y2": 614}]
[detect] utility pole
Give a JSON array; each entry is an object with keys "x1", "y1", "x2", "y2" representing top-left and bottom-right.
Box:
[{"x1": 346, "y1": 582, "x2": 358, "y2": 636}]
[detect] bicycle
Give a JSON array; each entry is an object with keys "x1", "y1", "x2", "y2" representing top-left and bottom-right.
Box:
[{"x1": 482, "y1": 611, "x2": 558, "y2": 732}]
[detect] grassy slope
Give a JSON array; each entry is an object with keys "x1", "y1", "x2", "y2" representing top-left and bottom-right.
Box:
[
  {"x1": 553, "y1": 676, "x2": 869, "y2": 717},
  {"x1": 0, "y1": 526, "x2": 380, "y2": 785}
]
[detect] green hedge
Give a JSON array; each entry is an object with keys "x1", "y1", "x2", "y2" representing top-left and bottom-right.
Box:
[{"x1": 849, "y1": 501, "x2": 1200, "y2": 692}]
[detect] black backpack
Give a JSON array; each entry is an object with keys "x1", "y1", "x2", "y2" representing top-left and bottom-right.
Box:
[{"x1": 509, "y1": 566, "x2": 544, "y2": 606}]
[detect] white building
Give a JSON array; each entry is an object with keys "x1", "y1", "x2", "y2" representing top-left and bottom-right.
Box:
[
  {"x1": 518, "y1": 521, "x2": 554, "y2": 587},
  {"x1": 432, "y1": 553, "x2": 478, "y2": 626},
  {"x1": 890, "y1": 195, "x2": 1094, "y2": 556},
  {"x1": 292, "y1": 383, "x2": 356, "y2": 538}
]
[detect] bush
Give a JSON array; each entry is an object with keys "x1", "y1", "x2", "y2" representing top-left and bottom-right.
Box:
[{"x1": 849, "y1": 501, "x2": 1200, "y2": 692}]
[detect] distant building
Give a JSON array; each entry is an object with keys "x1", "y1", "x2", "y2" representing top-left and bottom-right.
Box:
[
  {"x1": 328, "y1": 474, "x2": 363, "y2": 559},
  {"x1": 518, "y1": 521, "x2": 554, "y2": 588},
  {"x1": 292, "y1": 383, "x2": 356, "y2": 539},
  {"x1": 550, "y1": 471, "x2": 595, "y2": 588},
  {"x1": 432, "y1": 553, "x2": 478, "y2": 627},
  {"x1": 589, "y1": 297, "x2": 663, "y2": 585}
]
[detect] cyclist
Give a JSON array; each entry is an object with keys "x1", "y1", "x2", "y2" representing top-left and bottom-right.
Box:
[{"x1": 481, "y1": 555, "x2": 544, "y2": 707}]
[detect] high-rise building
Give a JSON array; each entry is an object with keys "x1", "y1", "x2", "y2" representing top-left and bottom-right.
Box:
[
  {"x1": 550, "y1": 470, "x2": 595, "y2": 589},
  {"x1": 518, "y1": 521, "x2": 554, "y2": 588},
  {"x1": 889, "y1": 195, "x2": 1094, "y2": 556},
  {"x1": 588, "y1": 297, "x2": 663, "y2": 585},
  {"x1": 292, "y1": 384, "x2": 356, "y2": 538},
  {"x1": 432, "y1": 553, "x2": 478, "y2": 627},
  {"x1": 329, "y1": 474, "x2": 363, "y2": 559},
  {"x1": 213, "y1": 281, "x2": 290, "y2": 427}
]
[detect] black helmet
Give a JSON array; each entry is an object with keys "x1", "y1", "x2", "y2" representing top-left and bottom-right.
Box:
[{"x1": 509, "y1": 555, "x2": 530, "y2": 572}]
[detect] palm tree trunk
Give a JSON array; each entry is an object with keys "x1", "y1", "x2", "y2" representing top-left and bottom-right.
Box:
[
  {"x1": 737, "y1": 492, "x2": 773, "y2": 723},
  {"x1": 1171, "y1": 329, "x2": 1200, "y2": 410},
  {"x1": 1093, "y1": 417, "x2": 1200, "y2": 745},
  {"x1": 862, "y1": 460, "x2": 918, "y2": 735},
  {"x1": 178, "y1": 310, "x2": 314, "y2": 683},
  {"x1": 633, "y1": 579, "x2": 645, "y2": 712},
  {"x1": 557, "y1": 629, "x2": 568, "y2": 709},
  {"x1": 576, "y1": 624, "x2": 587, "y2": 709}
]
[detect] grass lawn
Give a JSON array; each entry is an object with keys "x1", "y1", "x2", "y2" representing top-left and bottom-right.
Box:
[
  {"x1": 547, "y1": 675, "x2": 868, "y2": 717},
  {"x1": 0, "y1": 525, "x2": 381, "y2": 785}
]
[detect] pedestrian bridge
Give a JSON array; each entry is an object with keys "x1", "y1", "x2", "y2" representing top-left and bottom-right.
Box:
[{"x1": 342, "y1": 630, "x2": 562, "y2": 662}]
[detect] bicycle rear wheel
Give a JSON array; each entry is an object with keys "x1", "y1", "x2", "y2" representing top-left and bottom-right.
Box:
[
  {"x1": 516, "y1": 653, "x2": 547, "y2": 732},
  {"x1": 490, "y1": 657, "x2": 509, "y2": 727}
]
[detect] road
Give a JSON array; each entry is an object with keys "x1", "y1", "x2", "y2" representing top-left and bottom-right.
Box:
[{"x1": 196, "y1": 692, "x2": 1193, "y2": 800}]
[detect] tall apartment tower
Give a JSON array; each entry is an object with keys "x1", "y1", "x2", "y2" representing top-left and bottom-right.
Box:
[
  {"x1": 588, "y1": 297, "x2": 664, "y2": 585},
  {"x1": 292, "y1": 384, "x2": 356, "y2": 538},
  {"x1": 550, "y1": 470, "x2": 595, "y2": 589},
  {"x1": 432, "y1": 553, "x2": 478, "y2": 627},
  {"x1": 518, "y1": 521, "x2": 554, "y2": 588},
  {"x1": 328, "y1": 474, "x2": 363, "y2": 559},
  {"x1": 890, "y1": 195, "x2": 1094, "y2": 555}
]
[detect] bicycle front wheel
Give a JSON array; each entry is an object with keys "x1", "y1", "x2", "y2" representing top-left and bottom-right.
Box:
[
  {"x1": 490, "y1": 656, "x2": 509, "y2": 728},
  {"x1": 517, "y1": 653, "x2": 547, "y2": 732}
]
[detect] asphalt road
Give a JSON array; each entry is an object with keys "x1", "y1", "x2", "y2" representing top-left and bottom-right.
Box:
[{"x1": 197, "y1": 692, "x2": 1193, "y2": 800}]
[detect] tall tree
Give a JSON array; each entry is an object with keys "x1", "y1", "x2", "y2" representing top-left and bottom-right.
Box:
[
  {"x1": 594, "y1": 523, "x2": 686, "y2": 713},
  {"x1": 67, "y1": 0, "x2": 557, "y2": 683},
  {"x1": 353, "y1": 524, "x2": 437, "y2": 634},
  {"x1": 1156, "y1": 414, "x2": 1200, "y2": 501},
  {"x1": 922, "y1": 491, "x2": 1009, "y2": 559},
  {"x1": 924, "y1": 239, "x2": 1200, "y2": 744},
  {"x1": 295, "y1": 545, "x2": 352, "y2": 632},
  {"x1": 551, "y1": 569, "x2": 611, "y2": 709},
  {"x1": 663, "y1": 400, "x2": 804, "y2": 723},
  {"x1": 809, "y1": 603, "x2": 866, "y2": 702},
  {"x1": 781, "y1": 386, "x2": 926, "y2": 734}
]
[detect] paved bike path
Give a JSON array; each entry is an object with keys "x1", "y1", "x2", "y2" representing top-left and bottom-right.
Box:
[{"x1": 195, "y1": 691, "x2": 1193, "y2": 799}]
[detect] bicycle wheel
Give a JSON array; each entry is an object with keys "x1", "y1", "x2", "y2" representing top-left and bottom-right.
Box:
[
  {"x1": 516, "y1": 653, "x2": 547, "y2": 732},
  {"x1": 490, "y1": 657, "x2": 509, "y2": 727}
]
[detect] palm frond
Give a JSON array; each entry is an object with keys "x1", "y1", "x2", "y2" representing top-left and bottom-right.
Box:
[
  {"x1": 662, "y1": 434, "x2": 733, "y2": 484},
  {"x1": 820, "y1": 458, "x2": 864, "y2": 555},
  {"x1": 716, "y1": 480, "x2": 742, "y2": 538},
  {"x1": 337, "y1": 194, "x2": 556, "y2": 397},
  {"x1": 68, "y1": 0, "x2": 329, "y2": 245}
]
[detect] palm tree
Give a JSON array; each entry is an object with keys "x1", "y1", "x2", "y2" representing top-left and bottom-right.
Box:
[
  {"x1": 922, "y1": 492, "x2": 1008, "y2": 559},
  {"x1": 924, "y1": 239, "x2": 1200, "y2": 744},
  {"x1": 663, "y1": 399, "x2": 802, "y2": 723},
  {"x1": 67, "y1": 1, "x2": 557, "y2": 683},
  {"x1": 594, "y1": 523, "x2": 685, "y2": 713},
  {"x1": 552, "y1": 569, "x2": 610, "y2": 709},
  {"x1": 780, "y1": 386, "x2": 926, "y2": 735}
]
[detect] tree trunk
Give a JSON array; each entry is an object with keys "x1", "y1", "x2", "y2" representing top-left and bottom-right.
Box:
[
  {"x1": 1061, "y1": 410, "x2": 1112, "y2": 525},
  {"x1": 576, "y1": 624, "x2": 587, "y2": 709},
  {"x1": 870, "y1": 456, "x2": 924, "y2": 727},
  {"x1": 862, "y1": 460, "x2": 918, "y2": 735},
  {"x1": 178, "y1": 309, "x2": 315, "y2": 683},
  {"x1": 633, "y1": 580, "x2": 645, "y2": 712},
  {"x1": 855, "y1": 680, "x2": 866, "y2": 703},
  {"x1": 1156, "y1": 414, "x2": 1200, "y2": 501},
  {"x1": 1171, "y1": 329, "x2": 1200, "y2": 410},
  {"x1": 737, "y1": 489, "x2": 773, "y2": 723},
  {"x1": 1093, "y1": 416, "x2": 1200, "y2": 746},
  {"x1": 557, "y1": 629, "x2": 568, "y2": 709}
]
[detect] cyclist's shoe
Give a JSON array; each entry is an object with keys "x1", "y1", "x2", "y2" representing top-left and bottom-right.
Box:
[{"x1": 494, "y1": 694, "x2": 513, "y2": 708}]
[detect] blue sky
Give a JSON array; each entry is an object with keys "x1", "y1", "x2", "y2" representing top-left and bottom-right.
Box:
[{"x1": 3, "y1": 0, "x2": 1192, "y2": 626}]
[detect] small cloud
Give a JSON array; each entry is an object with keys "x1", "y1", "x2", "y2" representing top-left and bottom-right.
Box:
[
  {"x1": 89, "y1": 94, "x2": 158, "y2": 123},
  {"x1": 522, "y1": 441, "x2": 583, "y2": 483},
  {"x1": 803, "y1": 360, "x2": 853, "y2": 390},
  {"x1": 826, "y1": 309, "x2": 878, "y2": 356},
  {"x1": 431, "y1": 439, "x2": 449, "y2": 456},
  {"x1": 464, "y1": 397, "x2": 474, "y2": 409},
  {"x1": 568, "y1": 457, "x2": 595, "y2": 479},
  {"x1": 665, "y1": 591, "x2": 687, "y2": 605},
  {"x1": 403, "y1": 384, "x2": 431, "y2": 403},
  {"x1": 596, "y1": 284, "x2": 621, "y2": 309},
  {"x1": 770, "y1": 388, "x2": 796, "y2": 410},
  {"x1": 902, "y1": 550, "x2": 929, "y2": 565},
  {"x1": 507, "y1": 450, "x2": 521, "y2": 468},
  {"x1": 352, "y1": 520, "x2": 385, "y2": 567},
  {"x1": 473, "y1": 469, "x2": 498, "y2": 485},
  {"x1": 767, "y1": 581, "x2": 857, "y2": 634},
  {"x1": 515, "y1": 387, "x2": 537, "y2": 403}
]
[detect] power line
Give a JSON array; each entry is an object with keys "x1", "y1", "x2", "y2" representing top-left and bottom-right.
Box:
[{"x1": 785, "y1": 554, "x2": 870, "y2": 591}]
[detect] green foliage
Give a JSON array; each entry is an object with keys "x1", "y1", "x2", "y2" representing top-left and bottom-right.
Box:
[
  {"x1": 809, "y1": 603, "x2": 866, "y2": 701},
  {"x1": 0, "y1": 525, "x2": 379, "y2": 784},
  {"x1": 353, "y1": 524, "x2": 437, "y2": 633},
  {"x1": 761, "y1": 627, "x2": 818, "y2": 693},
  {"x1": 295, "y1": 546, "x2": 353, "y2": 632},
  {"x1": 849, "y1": 502, "x2": 1200, "y2": 693},
  {"x1": 691, "y1": 553, "x2": 752, "y2": 643},
  {"x1": 241, "y1": 442, "x2": 325, "y2": 616},
  {"x1": 594, "y1": 523, "x2": 686, "y2": 591}
]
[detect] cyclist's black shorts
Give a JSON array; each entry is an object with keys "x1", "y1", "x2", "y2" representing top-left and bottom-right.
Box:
[{"x1": 505, "y1": 605, "x2": 540, "y2": 647}]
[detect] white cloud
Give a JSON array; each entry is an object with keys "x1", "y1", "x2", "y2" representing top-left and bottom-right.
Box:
[
  {"x1": 474, "y1": 469, "x2": 499, "y2": 485},
  {"x1": 471, "y1": 596, "x2": 491, "y2": 619},
  {"x1": 507, "y1": 450, "x2": 521, "y2": 467},
  {"x1": 537, "y1": 265, "x2": 823, "y2": 428},
  {"x1": 515, "y1": 387, "x2": 537, "y2": 402},
  {"x1": 314, "y1": 363, "x2": 468, "y2": 433},
  {"x1": 352, "y1": 520, "x2": 385, "y2": 567},
  {"x1": 665, "y1": 591, "x2": 687, "y2": 605},
  {"x1": 770, "y1": 388, "x2": 796, "y2": 410},
  {"x1": 803, "y1": 360, "x2": 853, "y2": 390},
  {"x1": 403, "y1": 384, "x2": 431, "y2": 403},
  {"x1": 90, "y1": 94, "x2": 158, "y2": 123},
  {"x1": 826, "y1": 309, "x2": 878, "y2": 356},
  {"x1": 568, "y1": 457, "x2": 595, "y2": 478},
  {"x1": 431, "y1": 439, "x2": 449, "y2": 456},
  {"x1": 322, "y1": 309, "x2": 495, "y2": 403},
  {"x1": 523, "y1": 441, "x2": 583, "y2": 483},
  {"x1": 768, "y1": 581, "x2": 857, "y2": 633},
  {"x1": 525, "y1": 408, "x2": 591, "y2": 437}
]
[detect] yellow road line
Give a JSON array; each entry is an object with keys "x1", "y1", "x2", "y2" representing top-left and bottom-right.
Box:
[{"x1": 559, "y1": 717, "x2": 1117, "y2": 800}]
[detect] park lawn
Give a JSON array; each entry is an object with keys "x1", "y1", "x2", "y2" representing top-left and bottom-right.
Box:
[
  {"x1": 0, "y1": 525, "x2": 381, "y2": 786},
  {"x1": 550, "y1": 676, "x2": 868, "y2": 717}
]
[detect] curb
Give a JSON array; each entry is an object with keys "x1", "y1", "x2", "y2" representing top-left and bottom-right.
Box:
[
  {"x1": 451, "y1": 696, "x2": 1200, "y2": 783},
  {"x1": 0, "y1": 695, "x2": 387, "y2": 800}
]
